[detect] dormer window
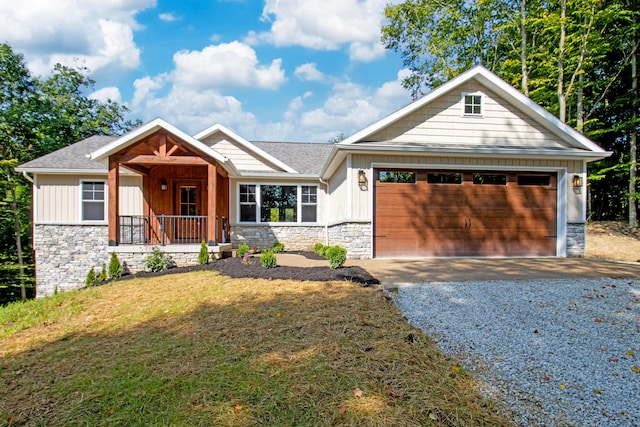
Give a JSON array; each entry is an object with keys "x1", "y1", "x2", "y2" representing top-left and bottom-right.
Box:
[{"x1": 462, "y1": 93, "x2": 483, "y2": 116}]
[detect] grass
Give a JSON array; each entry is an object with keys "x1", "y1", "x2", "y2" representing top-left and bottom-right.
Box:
[{"x1": 0, "y1": 272, "x2": 513, "y2": 426}]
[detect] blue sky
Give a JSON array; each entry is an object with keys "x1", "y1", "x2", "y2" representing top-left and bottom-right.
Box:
[{"x1": 0, "y1": 0, "x2": 412, "y2": 142}]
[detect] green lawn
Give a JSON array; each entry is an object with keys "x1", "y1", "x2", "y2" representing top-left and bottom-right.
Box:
[{"x1": 1, "y1": 272, "x2": 513, "y2": 426}]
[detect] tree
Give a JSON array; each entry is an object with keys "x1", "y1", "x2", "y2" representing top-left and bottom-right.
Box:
[
  {"x1": 0, "y1": 43, "x2": 139, "y2": 303},
  {"x1": 381, "y1": 0, "x2": 513, "y2": 98}
]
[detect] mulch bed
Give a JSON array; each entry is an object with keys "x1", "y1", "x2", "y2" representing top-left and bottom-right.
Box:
[{"x1": 118, "y1": 252, "x2": 380, "y2": 286}]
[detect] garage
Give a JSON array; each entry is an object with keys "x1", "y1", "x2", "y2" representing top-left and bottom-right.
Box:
[{"x1": 373, "y1": 169, "x2": 557, "y2": 257}]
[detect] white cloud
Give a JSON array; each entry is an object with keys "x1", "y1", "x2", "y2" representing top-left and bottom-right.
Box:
[
  {"x1": 173, "y1": 42, "x2": 286, "y2": 90},
  {"x1": 89, "y1": 87, "x2": 123, "y2": 104},
  {"x1": 246, "y1": 0, "x2": 393, "y2": 62},
  {"x1": 0, "y1": 0, "x2": 154, "y2": 75},
  {"x1": 219, "y1": 70, "x2": 410, "y2": 142},
  {"x1": 130, "y1": 42, "x2": 289, "y2": 134},
  {"x1": 294, "y1": 63, "x2": 325, "y2": 82},
  {"x1": 159, "y1": 12, "x2": 180, "y2": 22}
]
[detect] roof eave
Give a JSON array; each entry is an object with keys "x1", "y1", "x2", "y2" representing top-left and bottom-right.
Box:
[
  {"x1": 235, "y1": 172, "x2": 319, "y2": 180},
  {"x1": 321, "y1": 144, "x2": 611, "y2": 177}
]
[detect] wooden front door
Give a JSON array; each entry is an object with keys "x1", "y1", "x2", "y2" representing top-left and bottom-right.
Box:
[{"x1": 174, "y1": 181, "x2": 205, "y2": 243}]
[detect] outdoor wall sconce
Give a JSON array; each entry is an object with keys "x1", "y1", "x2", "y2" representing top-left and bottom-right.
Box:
[
  {"x1": 572, "y1": 175, "x2": 583, "y2": 188},
  {"x1": 160, "y1": 179, "x2": 168, "y2": 191},
  {"x1": 358, "y1": 170, "x2": 368, "y2": 191}
]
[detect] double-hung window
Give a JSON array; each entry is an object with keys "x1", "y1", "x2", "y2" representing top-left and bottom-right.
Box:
[
  {"x1": 238, "y1": 184, "x2": 318, "y2": 223},
  {"x1": 239, "y1": 184, "x2": 257, "y2": 222},
  {"x1": 301, "y1": 186, "x2": 317, "y2": 222},
  {"x1": 81, "y1": 181, "x2": 106, "y2": 221}
]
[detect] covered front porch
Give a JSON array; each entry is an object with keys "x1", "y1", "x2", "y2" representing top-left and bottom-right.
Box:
[{"x1": 100, "y1": 122, "x2": 234, "y2": 250}]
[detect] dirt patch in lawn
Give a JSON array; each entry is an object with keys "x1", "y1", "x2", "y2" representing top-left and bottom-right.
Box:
[
  {"x1": 586, "y1": 221, "x2": 640, "y2": 262},
  {"x1": 123, "y1": 252, "x2": 380, "y2": 286}
]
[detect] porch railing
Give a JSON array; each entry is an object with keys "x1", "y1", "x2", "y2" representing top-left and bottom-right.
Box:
[{"x1": 118, "y1": 215, "x2": 228, "y2": 246}]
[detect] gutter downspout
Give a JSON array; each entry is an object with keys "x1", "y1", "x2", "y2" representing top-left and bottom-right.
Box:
[
  {"x1": 319, "y1": 177, "x2": 329, "y2": 245},
  {"x1": 22, "y1": 171, "x2": 35, "y2": 184}
]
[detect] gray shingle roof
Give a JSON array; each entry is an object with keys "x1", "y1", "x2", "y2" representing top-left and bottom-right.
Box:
[
  {"x1": 17, "y1": 135, "x2": 117, "y2": 171},
  {"x1": 251, "y1": 141, "x2": 334, "y2": 175},
  {"x1": 17, "y1": 135, "x2": 334, "y2": 176}
]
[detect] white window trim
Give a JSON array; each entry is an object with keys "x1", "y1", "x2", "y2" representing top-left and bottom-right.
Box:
[
  {"x1": 461, "y1": 92, "x2": 484, "y2": 117},
  {"x1": 236, "y1": 183, "x2": 319, "y2": 224},
  {"x1": 300, "y1": 185, "x2": 318, "y2": 223},
  {"x1": 80, "y1": 179, "x2": 108, "y2": 223}
]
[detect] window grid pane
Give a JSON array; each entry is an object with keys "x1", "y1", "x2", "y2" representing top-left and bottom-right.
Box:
[
  {"x1": 82, "y1": 181, "x2": 105, "y2": 221},
  {"x1": 464, "y1": 95, "x2": 482, "y2": 115},
  {"x1": 239, "y1": 185, "x2": 257, "y2": 222}
]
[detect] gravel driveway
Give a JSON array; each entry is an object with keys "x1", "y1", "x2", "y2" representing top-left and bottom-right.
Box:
[{"x1": 391, "y1": 278, "x2": 640, "y2": 427}]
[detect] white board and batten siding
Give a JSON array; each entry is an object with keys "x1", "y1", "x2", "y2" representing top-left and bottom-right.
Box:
[
  {"x1": 200, "y1": 134, "x2": 278, "y2": 172},
  {"x1": 35, "y1": 174, "x2": 143, "y2": 223},
  {"x1": 368, "y1": 83, "x2": 570, "y2": 150}
]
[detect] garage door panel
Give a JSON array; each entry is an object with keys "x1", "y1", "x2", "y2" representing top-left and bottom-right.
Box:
[{"x1": 374, "y1": 169, "x2": 557, "y2": 257}]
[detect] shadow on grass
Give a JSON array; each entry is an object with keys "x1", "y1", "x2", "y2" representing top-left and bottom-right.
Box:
[{"x1": 1, "y1": 276, "x2": 511, "y2": 427}]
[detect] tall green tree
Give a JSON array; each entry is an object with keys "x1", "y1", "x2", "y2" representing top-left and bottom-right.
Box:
[
  {"x1": 381, "y1": 0, "x2": 513, "y2": 98},
  {"x1": 0, "y1": 43, "x2": 139, "y2": 303}
]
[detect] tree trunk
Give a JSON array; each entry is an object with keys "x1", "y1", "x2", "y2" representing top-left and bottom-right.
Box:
[
  {"x1": 557, "y1": 0, "x2": 567, "y2": 123},
  {"x1": 6, "y1": 171, "x2": 26, "y2": 301},
  {"x1": 630, "y1": 30, "x2": 638, "y2": 228},
  {"x1": 577, "y1": 72, "x2": 584, "y2": 132},
  {"x1": 521, "y1": 0, "x2": 529, "y2": 96}
]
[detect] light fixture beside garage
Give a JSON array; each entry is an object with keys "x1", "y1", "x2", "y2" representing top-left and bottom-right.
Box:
[
  {"x1": 572, "y1": 175, "x2": 583, "y2": 188},
  {"x1": 358, "y1": 170, "x2": 368, "y2": 191}
]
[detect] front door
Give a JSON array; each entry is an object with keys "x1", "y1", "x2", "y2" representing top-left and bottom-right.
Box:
[{"x1": 174, "y1": 181, "x2": 204, "y2": 243}]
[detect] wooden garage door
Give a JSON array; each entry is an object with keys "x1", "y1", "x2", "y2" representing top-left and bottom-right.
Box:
[{"x1": 373, "y1": 169, "x2": 557, "y2": 257}]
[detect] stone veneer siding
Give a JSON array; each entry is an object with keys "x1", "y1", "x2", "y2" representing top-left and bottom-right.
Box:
[
  {"x1": 327, "y1": 222, "x2": 372, "y2": 259},
  {"x1": 566, "y1": 222, "x2": 586, "y2": 257},
  {"x1": 34, "y1": 224, "x2": 110, "y2": 297},
  {"x1": 231, "y1": 223, "x2": 372, "y2": 258},
  {"x1": 232, "y1": 225, "x2": 325, "y2": 252},
  {"x1": 34, "y1": 224, "x2": 224, "y2": 297}
]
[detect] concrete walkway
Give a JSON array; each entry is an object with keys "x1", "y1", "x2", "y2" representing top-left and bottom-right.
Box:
[{"x1": 276, "y1": 253, "x2": 640, "y2": 284}]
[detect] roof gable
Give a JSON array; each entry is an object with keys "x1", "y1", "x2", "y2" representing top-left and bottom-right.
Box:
[
  {"x1": 194, "y1": 124, "x2": 298, "y2": 174},
  {"x1": 340, "y1": 65, "x2": 607, "y2": 154},
  {"x1": 89, "y1": 118, "x2": 238, "y2": 176}
]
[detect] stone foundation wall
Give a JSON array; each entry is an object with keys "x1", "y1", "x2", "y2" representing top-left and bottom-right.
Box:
[
  {"x1": 566, "y1": 222, "x2": 586, "y2": 257},
  {"x1": 34, "y1": 224, "x2": 221, "y2": 297},
  {"x1": 34, "y1": 224, "x2": 110, "y2": 297},
  {"x1": 327, "y1": 222, "x2": 372, "y2": 259},
  {"x1": 231, "y1": 225, "x2": 324, "y2": 251}
]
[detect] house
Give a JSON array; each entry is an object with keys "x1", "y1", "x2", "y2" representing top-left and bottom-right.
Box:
[{"x1": 17, "y1": 66, "x2": 611, "y2": 296}]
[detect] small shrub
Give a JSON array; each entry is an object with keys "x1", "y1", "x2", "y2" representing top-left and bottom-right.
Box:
[
  {"x1": 198, "y1": 240, "x2": 210, "y2": 265},
  {"x1": 260, "y1": 250, "x2": 277, "y2": 269},
  {"x1": 108, "y1": 252, "x2": 123, "y2": 279},
  {"x1": 318, "y1": 245, "x2": 329, "y2": 258},
  {"x1": 325, "y1": 245, "x2": 347, "y2": 269},
  {"x1": 237, "y1": 242, "x2": 250, "y2": 258},
  {"x1": 85, "y1": 267, "x2": 97, "y2": 285},
  {"x1": 143, "y1": 246, "x2": 173, "y2": 272},
  {"x1": 313, "y1": 242, "x2": 328, "y2": 257},
  {"x1": 313, "y1": 242, "x2": 325, "y2": 255},
  {"x1": 97, "y1": 263, "x2": 107, "y2": 282},
  {"x1": 272, "y1": 242, "x2": 285, "y2": 253}
]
